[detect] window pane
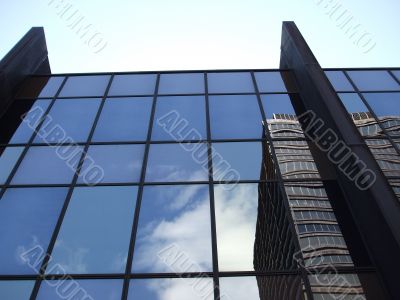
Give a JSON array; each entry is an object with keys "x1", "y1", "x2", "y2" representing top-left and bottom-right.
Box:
[
  {"x1": 36, "y1": 279, "x2": 123, "y2": 300},
  {"x1": 325, "y1": 71, "x2": 354, "y2": 91},
  {"x1": 0, "y1": 147, "x2": 24, "y2": 184},
  {"x1": 93, "y1": 97, "x2": 152, "y2": 142},
  {"x1": 0, "y1": 188, "x2": 67, "y2": 274},
  {"x1": 338, "y1": 93, "x2": 369, "y2": 113},
  {"x1": 127, "y1": 279, "x2": 213, "y2": 300},
  {"x1": 132, "y1": 185, "x2": 212, "y2": 273},
  {"x1": 363, "y1": 93, "x2": 400, "y2": 136},
  {"x1": 347, "y1": 71, "x2": 399, "y2": 91},
  {"x1": 78, "y1": 145, "x2": 145, "y2": 184},
  {"x1": 214, "y1": 184, "x2": 258, "y2": 271},
  {"x1": 12, "y1": 146, "x2": 82, "y2": 184},
  {"x1": 208, "y1": 72, "x2": 254, "y2": 93},
  {"x1": 0, "y1": 280, "x2": 35, "y2": 299},
  {"x1": 392, "y1": 70, "x2": 400, "y2": 81},
  {"x1": 108, "y1": 74, "x2": 157, "y2": 95},
  {"x1": 255, "y1": 71, "x2": 288, "y2": 92},
  {"x1": 34, "y1": 99, "x2": 101, "y2": 143},
  {"x1": 212, "y1": 142, "x2": 262, "y2": 181},
  {"x1": 261, "y1": 94, "x2": 296, "y2": 118},
  {"x1": 152, "y1": 96, "x2": 206, "y2": 141},
  {"x1": 209, "y1": 95, "x2": 262, "y2": 139},
  {"x1": 59, "y1": 76, "x2": 110, "y2": 97},
  {"x1": 159, "y1": 73, "x2": 204, "y2": 94},
  {"x1": 46, "y1": 186, "x2": 137, "y2": 274},
  {"x1": 146, "y1": 143, "x2": 208, "y2": 182},
  {"x1": 17, "y1": 76, "x2": 64, "y2": 98},
  {"x1": 8, "y1": 100, "x2": 51, "y2": 144}
]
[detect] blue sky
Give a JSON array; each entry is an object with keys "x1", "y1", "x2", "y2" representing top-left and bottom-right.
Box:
[{"x1": 1, "y1": 0, "x2": 399, "y2": 73}]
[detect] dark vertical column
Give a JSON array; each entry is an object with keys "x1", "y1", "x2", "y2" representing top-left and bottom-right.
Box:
[
  {"x1": 0, "y1": 27, "x2": 51, "y2": 115},
  {"x1": 279, "y1": 21, "x2": 400, "y2": 299}
]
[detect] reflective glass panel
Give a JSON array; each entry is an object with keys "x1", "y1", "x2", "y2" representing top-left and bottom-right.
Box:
[
  {"x1": 255, "y1": 71, "x2": 288, "y2": 92},
  {"x1": 8, "y1": 100, "x2": 51, "y2": 144},
  {"x1": 146, "y1": 143, "x2": 208, "y2": 182},
  {"x1": 392, "y1": 70, "x2": 400, "y2": 81},
  {"x1": 325, "y1": 71, "x2": 354, "y2": 91},
  {"x1": 209, "y1": 95, "x2": 262, "y2": 139},
  {"x1": 93, "y1": 97, "x2": 152, "y2": 142},
  {"x1": 363, "y1": 93, "x2": 400, "y2": 136},
  {"x1": 0, "y1": 147, "x2": 24, "y2": 184},
  {"x1": 347, "y1": 71, "x2": 399, "y2": 91},
  {"x1": 0, "y1": 280, "x2": 35, "y2": 299},
  {"x1": 261, "y1": 94, "x2": 295, "y2": 118},
  {"x1": 36, "y1": 279, "x2": 123, "y2": 300},
  {"x1": 214, "y1": 184, "x2": 258, "y2": 271},
  {"x1": 12, "y1": 146, "x2": 82, "y2": 184},
  {"x1": 59, "y1": 75, "x2": 110, "y2": 97},
  {"x1": 208, "y1": 72, "x2": 254, "y2": 93},
  {"x1": 108, "y1": 74, "x2": 157, "y2": 95},
  {"x1": 46, "y1": 186, "x2": 137, "y2": 274},
  {"x1": 338, "y1": 93, "x2": 369, "y2": 113},
  {"x1": 0, "y1": 188, "x2": 67, "y2": 274},
  {"x1": 127, "y1": 278, "x2": 213, "y2": 300},
  {"x1": 363, "y1": 93, "x2": 400, "y2": 117},
  {"x1": 159, "y1": 73, "x2": 204, "y2": 94},
  {"x1": 17, "y1": 76, "x2": 64, "y2": 98},
  {"x1": 132, "y1": 185, "x2": 212, "y2": 273},
  {"x1": 34, "y1": 99, "x2": 101, "y2": 143},
  {"x1": 78, "y1": 145, "x2": 145, "y2": 184},
  {"x1": 212, "y1": 142, "x2": 262, "y2": 181},
  {"x1": 152, "y1": 96, "x2": 206, "y2": 141}
]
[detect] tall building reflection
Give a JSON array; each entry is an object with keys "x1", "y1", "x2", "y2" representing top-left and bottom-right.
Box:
[{"x1": 255, "y1": 113, "x2": 366, "y2": 299}]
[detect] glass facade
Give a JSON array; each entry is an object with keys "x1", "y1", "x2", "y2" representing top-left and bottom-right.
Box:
[{"x1": 0, "y1": 69, "x2": 395, "y2": 300}]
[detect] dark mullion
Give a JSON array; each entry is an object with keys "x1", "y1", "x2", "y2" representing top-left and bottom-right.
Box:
[
  {"x1": 250, "y1": 72, "x2": 315, "y2": 300},
  {"x1": 205, "y1": 72, "x2": 221, "y2": 300},
  {"x1": 29, "y1": 75, "x2": 115, "y2": 300},
  {"x1": 343, "y1": 71, "x2": 400, "y2": 157},
  {"x1": 0, "y1": 77, "x2": 69, "y2": 201},
  {"x1": 388, "y1": 70, "x2": 400, "y2": 86},
  {"x1": 120, "y1": 74, "x2": 161, "y2": 300}
]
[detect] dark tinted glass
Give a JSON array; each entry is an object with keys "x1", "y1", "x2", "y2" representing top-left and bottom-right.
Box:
[
  {"x1": 132, "y1": 185, "x2": 212, "y2": 273},
  {"x1": 209, "y1": 95, "x2": 262, "y2": 139},
  {"x1": 12, "y1": 146, "x2": 82, "y2": 184},
  {"x1": 338, "y1": 93, "x2": 369, "y2": 113},
  {"x1": 78, "y1": 145, "x2": 145, "y2": 184},
  {"x1": 108, "y1": 74, "x2": 157, "y2": 95},
  {"x1": 347, "y1": 71, "x2": 400, "y2": 91},
  {"x1": 325, "y1": 71, "x2": 354, "y2": 91},
  {"x1": 8, "y1": 100, "x2": 51, "y2": 144},
  {"x1": 212, "y1": 142, "x2": 262, "y2": 181},
  {"x1": 36, "y1": 279, "x2": 123, "y2": 300},
  {"x1": 261, "y1": 94, "x2": 296, "y2": 118},
  {"x1": 214, "y1": 184, "x2": 258, "y2": 271},
  {"x1": 0, "y1": 280, "x2": 35, "y2": 299},
  {"x1": 59, "y1": 76, "x2": 110, "y2": 97},
  {"x1": 158, "y1": 73, "x2": 204, "y2": 94},
  {"x1": 208, "y1": 72, "x2": 254, "y2": 93},
  {"x1": 0, "y1": 188, "x2": 67, "y2": 274},
  {"x1": 146, "y1": 143, "x2": 208, "y2": 182},
  {"x1": 34, "y1": 99, "x2": 101, "y2": 143},
  {"x1": 17, "y1": 76, "x2": 64, "y2": 98},
  {"x1": 127, "y1": 278, "x2": 213, "y2": 300},
  {"x1": 152, "y1": 96, "x2": 206, "y2": 141},
  {"x1": 0, "y1": 147, "x2": 24, "y2": 184},
  {"x1": 255, "y1": 71, "x2": 288, "y2": 92},
  {"x1": 46, "y1": 186, "x2": 137, "y2": 274},
  {"x1": 93, "y1": 97, "x2": 152, "y2": 142}
]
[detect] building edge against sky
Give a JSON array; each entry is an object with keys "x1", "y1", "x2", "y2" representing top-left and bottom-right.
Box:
[{"x1": 0, "y1": 21, "x2": 400, "y2": 300}]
